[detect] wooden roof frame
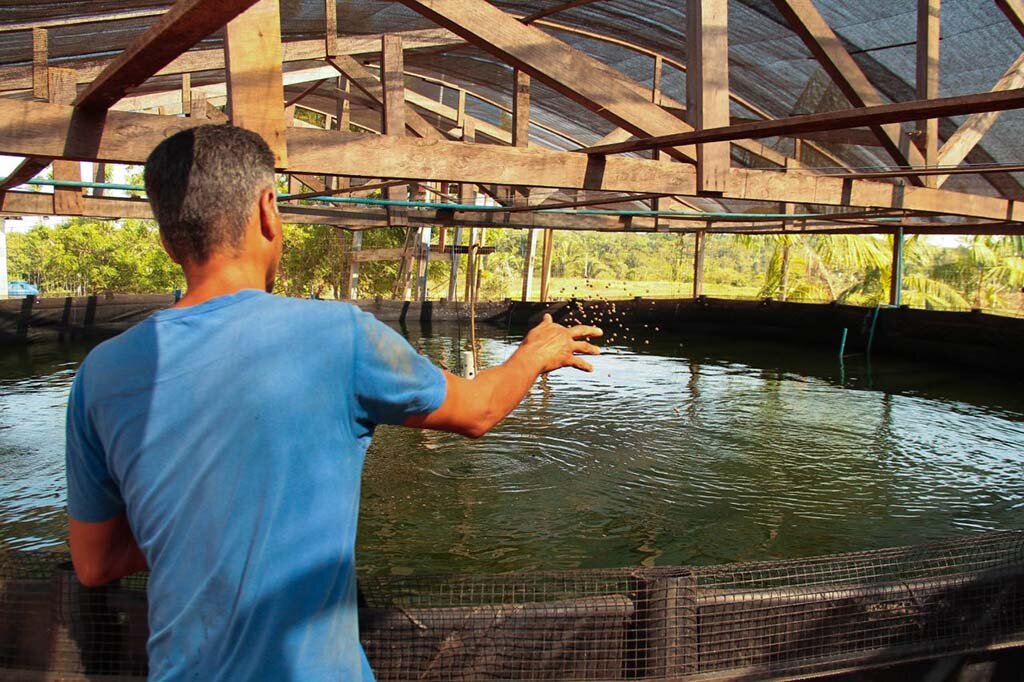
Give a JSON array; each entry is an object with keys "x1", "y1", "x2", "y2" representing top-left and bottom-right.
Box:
[{"x1": 0, "y1": 0, "x2": 1023, "y2": 237}]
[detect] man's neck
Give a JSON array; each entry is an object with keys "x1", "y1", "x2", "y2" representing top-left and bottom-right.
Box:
[{"x1": 176, "y1": 257, "x2": 269, "y2": 309}]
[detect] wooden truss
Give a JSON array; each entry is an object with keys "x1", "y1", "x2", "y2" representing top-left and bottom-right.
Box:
[{"x1": 2, "y1": 0, "x2": 1024, "y2": 300}]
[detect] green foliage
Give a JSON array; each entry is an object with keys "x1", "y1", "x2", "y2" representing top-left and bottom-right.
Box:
[{"x1": 7, "y1": 218, "x2": 183, "y2": 296}]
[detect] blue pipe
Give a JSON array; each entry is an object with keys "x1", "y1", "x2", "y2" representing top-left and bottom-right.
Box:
[{"x1": 8, "y1": 177, "x2": 902, "y2": 222}]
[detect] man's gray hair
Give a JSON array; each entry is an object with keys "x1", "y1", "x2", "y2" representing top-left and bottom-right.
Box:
[{"x1": 144, "y1": 124, "x2": 276, "y2": 264}]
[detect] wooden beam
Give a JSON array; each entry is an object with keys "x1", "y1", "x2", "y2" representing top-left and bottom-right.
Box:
[
  {"x1": 393, "y1": 0, "x2": 699, "y2": 162},
  {"x1": 7, "y1": 97, "x2": 1024, "y2": 223},
  {"x1": 336, "y1": 77, "x2": 351, "y2": 130},
  {"x1": 513, "y1": 69, "x2": 530, "y2": 147},
  {"x1": 521, "y1": 0, "x2": 607, "y2": 23},
  {"x1": 32, "y1": 28, "x2": 48, "y2": 99},
  {"x1": 284, "y1": 78, "x2": 328, "y2": 108},
  {"x1": 381, "y1": 34, "x2": 409, "y2": 233},
  {"x1": 582, "y1": 87, "x2": 1024, "y2": 155},
  {"x1": 997, "y1": 0, "x2": 1024, "y2": 37},
  {"x1": 687, "y1": 0, "x2": 730, "y2": 194},
  {"x1": 768, "y1": 0, "x2": 926, "y2": 183},
  {"x1": 225, "y1": 0, "x2": 288, "y2": 165},
  {"x1": 75, "y1": 0, "x2": 264, "y2": 111},
  {"x1": 49, "y1": 69, "x2": 84, "y2": 216},
  {"x1": 916, "y1": 0, "x2": 940, "y2": 187},
  {"x1": 934, "y1": 52, "x2": 1024, "y2": 187},
  {"x1": 0, "y1": 29, "x2": 463, "y2": 94},
  {"x1": 325, "y1": 0, "x2": 338, "y2": 57},
  {"x1": 181, "y1": 72, "x2": 192, "y2": 115}
]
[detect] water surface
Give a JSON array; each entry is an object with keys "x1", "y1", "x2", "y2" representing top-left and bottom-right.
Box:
[{"x1": 2, "y1": 322, "x2": 1022, "y2": 576}]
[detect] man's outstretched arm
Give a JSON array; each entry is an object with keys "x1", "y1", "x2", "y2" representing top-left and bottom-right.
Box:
[
  {"x1": 404, "y1": 314, "x2": 602, "y2": 438},
  {"x1": 69, "y1": 512, "x2": 148, "y2": 587}
]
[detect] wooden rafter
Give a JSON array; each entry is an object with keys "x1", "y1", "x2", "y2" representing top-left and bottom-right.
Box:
[
  {"x1": 521, "y1": 0, "x2": 608, "y2": 24},
  {"x1": 933, "y1": 51, "x2": 1024, "y2": 188},
  {"x1": 997, "y1": 0, "x2": 1024, "y2": 36},
  {"x1": 582, "y1": 88, "x2": 1024, "y2": 156},
  {"x1": 5, "y1": 97, "x2": 1024, "y2": 224},
  {"x1": 768, "y1": 0, "x2": 927, "y2": 184},
  {"x1": 687, "y1": 0, "x2": 730, "y2": 194},
  {"x1": 75, "y1": 0, "x2": 265, "y2": 111},
  {"x1": 393, "y1": 0, "x2": 699, "y2": 163},
  {"x1": 0, "y1": 29, "x2": 463, "y2": 94},
  {"x1": 916, "y1": 0, "x2": 941, "y2": 187}
]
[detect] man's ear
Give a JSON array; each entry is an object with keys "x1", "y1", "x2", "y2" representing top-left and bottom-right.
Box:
[{"x1": 257, "y1": 187, "x2": 281, "y2": 243}]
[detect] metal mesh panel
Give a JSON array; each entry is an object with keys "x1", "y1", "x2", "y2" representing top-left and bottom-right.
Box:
[{"x1": 1, "y1": 531, "x2": 1023, "y2": 681}]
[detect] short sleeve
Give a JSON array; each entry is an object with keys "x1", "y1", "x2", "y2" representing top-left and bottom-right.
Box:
[
  {"x1": 351, "y1": 308, "x2": 447, "y2": 426},
  {"x1": 65, "y1": 370, "x2": 124, "y2": 523}
]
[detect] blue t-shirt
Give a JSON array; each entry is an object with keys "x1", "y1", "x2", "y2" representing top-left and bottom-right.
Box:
[{"x1": 65, "y1": 290, "x2": 446, "y2": 681}]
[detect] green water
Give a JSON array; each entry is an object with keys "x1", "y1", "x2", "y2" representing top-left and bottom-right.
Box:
[{"x1": 2, "y1": 322, "x2": 1023, "y2": 576}]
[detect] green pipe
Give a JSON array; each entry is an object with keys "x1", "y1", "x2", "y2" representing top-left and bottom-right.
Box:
[{"x1": 8, "y1": 177, "x2": 904, "y2": 222}]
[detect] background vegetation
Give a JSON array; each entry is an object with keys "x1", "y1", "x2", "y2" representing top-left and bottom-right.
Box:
[{"x1": 6, "y1": 217, "x2": 1023, "y2": 316}]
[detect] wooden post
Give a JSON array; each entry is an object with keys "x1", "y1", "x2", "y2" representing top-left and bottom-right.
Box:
[
  {"x1": 93, "y1": 163, "x2": 106, "y2": 197},
  {"x1": 349, "y1": 230, "x2": 362, "y2": 300},
  {"x1": 521, "y1": 230, "x2": 538, "y2": 301},
  {"x1": 917, "y1": 0, "x2": 940, "y2": 188},
  {"x1": 418, "y1": 226, "x2": 432, "y2": 301},
  {"x1": 539, "y1": 228, "x2": 554, "y2": 302},
  {"x1": 465, "y1": 227, "x2": 479, "y2": 303},
  {"x1": 448, "y1": 227, "x2": 462, "y2": 302},
  {"x1": 0, "y1": 217, "x2": 8, "y2": 300},
  {"x1": 889, "y1": 225, "x2": 905, "y2": 306},
  {"x1": 692, "y1": 231, "x2": 706, "y2": 298},
  {"x1": 49, "y1": 68, "x2": 83, "y2": 216},
  {"x1": 336, "y1": 77, "x2": 350, "y2": 131},
  {"x1": 325, "y1": 0, "x2": 338, "y2": 57},
  {"x1": 32, "y1": 28, "x2": 48, "y2": 100},
  {"x1": 225, "y1": 0, "x2": 288, "y2": 166},
  {"x1": 652, "y1": 54, "x2": 663, "y2": 105},
  {"x1": 687, "y1": 0, "x2": 730, "y2": 194},
  {"x1": 181, "y1": 72, "x2": 192, "y2": 115},
  {"x1": 513, "y1": 69, "x2": 530, "y2": 206}
]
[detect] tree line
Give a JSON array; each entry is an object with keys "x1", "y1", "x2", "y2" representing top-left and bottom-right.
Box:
[{"x1": 6, "y1": 217, "x2": 1023, "y2": 316}]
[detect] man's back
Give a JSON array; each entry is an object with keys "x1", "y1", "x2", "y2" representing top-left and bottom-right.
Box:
[{"x1": 66, "y1": 290, "x2": 445, "y2": 680}]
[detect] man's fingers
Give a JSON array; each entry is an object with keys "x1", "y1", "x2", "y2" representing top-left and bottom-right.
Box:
[
  {"x1": 573, "y1": 341, "x2": 601, "y2": 356},
  {"x1": 569, "y1": 325, "x2": 603, "y2": 339},
  {"x1": 542, "y1": 313, "x2": 554, "y2": 325},
  {"x1": 568, "y1": 356, "x2": 594, "y2": 372}
]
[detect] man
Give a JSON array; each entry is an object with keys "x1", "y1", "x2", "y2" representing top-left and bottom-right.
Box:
[{"x1": 65, "y1": 124, "x2": 601, "y2": 681}]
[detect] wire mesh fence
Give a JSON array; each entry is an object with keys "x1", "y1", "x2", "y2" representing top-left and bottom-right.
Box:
[{"x1": 2, "y1": 531, "x2": 1023, "y2": 680}]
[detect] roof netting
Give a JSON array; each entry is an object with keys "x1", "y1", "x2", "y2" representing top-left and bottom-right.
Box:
[{"x1": 1, "y1": 1, "x2": 1023, "y2": 200}]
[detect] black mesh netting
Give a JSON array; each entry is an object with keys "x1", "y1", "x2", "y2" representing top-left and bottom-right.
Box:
[{"x1": 2, "y1": 531, "x2": 1023, "y2": 681}]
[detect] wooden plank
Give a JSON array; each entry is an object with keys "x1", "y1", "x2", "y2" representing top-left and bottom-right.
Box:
[
  {"x1": 5, "y1": 97, "x2": 1024, "y2": 223},
  {"x1": 934, "y1": 52, "x2": 1024, "y2": 188},
  {"x1": 768, "y1": 0, "x2": 926, "y2": 184},
  {"x1": 325, "y1": 0, "x2": 338, "y2": 57},
  {"x1": 394, "y1": 0, "x2": 698, "y2": 162},
  {"x1": 49, "y1": 69, "x2": 84, "y2": 216},
  {"x1": 687, "y1": 0, "x2": 730, "y2": 194},
  {"x1": 181, "y1": 72, "x2": 192, "y2": 115},
  {"x1": 225, "y1": 0, "x2": 288, "y2": 165},
  {"x1": 916, "y1": 0, "x2": 940, "y2": 187},
  {"x1": 0, "y1": 29, "x2": 463, "y2": 94},
  {"x1": 32, "y1": 28, "x2": 48, "y2": 99},
  {"x1": 997, "y1": 0, "x2": 1024, "y2": 37},
  {"x1": 75, "y1": 0, "x2": 264, "y2": 111},
  {"x1": 521, "y1": 0, "x2": 607, "y2": 23},
  {"x1": 521, "y1": 229, "x2": 538, "y2": 301},
  {"x1": 336, "y1": 77, "x2": 351, "y2": 130},
  {"x1": 382, "y1": 34, "x2": 409, "y2": 232},
  {"x1": 582, "y1": 87, "x2": 1024, "y2": 155},
  {"x1": 513, "y1": 70, "x2": 530, "y2": 147}
]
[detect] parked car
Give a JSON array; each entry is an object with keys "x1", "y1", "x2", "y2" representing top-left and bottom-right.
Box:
[{"x1": 6, "y1": 281, "x2": 39, "y2": 298}]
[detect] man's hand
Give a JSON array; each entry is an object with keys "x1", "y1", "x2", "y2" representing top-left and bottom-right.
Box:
[
  {"x1": 404, "y1": 314, "x2": 603, "y2": 438},
  {"x1": 518, "y1": 314, "x2": 603, "y2": 374}
]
